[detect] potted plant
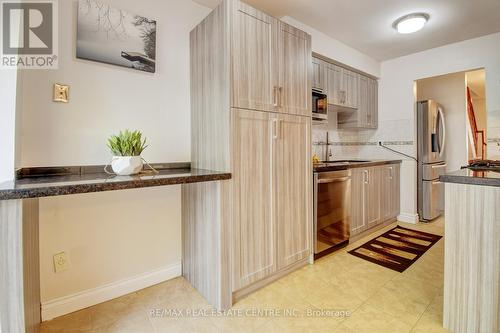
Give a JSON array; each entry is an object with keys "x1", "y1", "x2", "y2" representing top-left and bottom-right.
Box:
[{"x1": 106, "y1": 130, "x2": 148, "y2": 176}]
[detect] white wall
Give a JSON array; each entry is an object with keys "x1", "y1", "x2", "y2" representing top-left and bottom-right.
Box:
[
  {"x1": 379, "y1": 32, "x2": 500, "y2": 220},
  {"x1": 281, "y1": 16, "x2": 380, "y2": 78},
  {"x1": 16, "y1": 0, "x2": 210, "y2": 319},
  {"x1": 416, "y1": 72, "x2": 468, "y2": 172},
  {"x1": 0, "y1": 69, "x2": 18, "y2": 182}
]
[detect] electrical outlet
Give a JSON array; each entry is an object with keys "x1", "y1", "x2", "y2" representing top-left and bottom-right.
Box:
[
  {"x1": 53, "y1": 83, "x2": 69, "y2": 103},
  {"x1": 53, "y1": 252, "x2": 70, "y2": 273}
]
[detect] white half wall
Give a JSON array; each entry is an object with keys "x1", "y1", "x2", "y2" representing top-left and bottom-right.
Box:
[
  {"x1": 380, "y1": 32, "x2": 500, "y2": 219},
  {"x1": 39, "y1": 187, "x2": 182, "y2": 320},
  {"x1": 16, "y1": 0, "x2": 210, "y2": 317}
]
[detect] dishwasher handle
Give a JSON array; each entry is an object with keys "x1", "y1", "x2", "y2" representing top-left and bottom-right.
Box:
[{"x1": 317, "y1": 177, "x2": 350, "y2": 184}]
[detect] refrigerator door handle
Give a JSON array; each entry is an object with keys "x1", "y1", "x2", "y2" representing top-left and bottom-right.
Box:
[
  {"x1": 438, "y1": 107, "x2": 446, "y2": 157},
  {"x1": 432, "y1": 163, "x2": 447, "y2": 169}
]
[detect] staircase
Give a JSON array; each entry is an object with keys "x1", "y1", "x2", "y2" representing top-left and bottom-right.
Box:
[{"x1": 467, "y1": 87, "x2": 487, "y2": 160}]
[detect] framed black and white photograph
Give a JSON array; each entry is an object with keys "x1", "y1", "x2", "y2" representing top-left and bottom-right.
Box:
[{"x1": 77, "y1": 0, "x2": 156, "y2": 73}]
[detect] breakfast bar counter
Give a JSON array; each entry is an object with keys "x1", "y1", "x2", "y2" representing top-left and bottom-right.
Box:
[
  {"x1": 440, "y1": 170, "x2": 500, "y2": 333},
  {"x1": 0, "y1": 163, "x2": 231, "y2": 333},
  {"x1": 440, "y1": 168, "x2": 500, "y2": 187},
  {"x1": 0, "y1": 165, "x2": 231, "y2": 200}
]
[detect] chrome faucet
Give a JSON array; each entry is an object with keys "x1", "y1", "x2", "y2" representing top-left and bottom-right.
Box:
[{"x1": 325, "y1": 132, "x2": 333, "y2": 162}]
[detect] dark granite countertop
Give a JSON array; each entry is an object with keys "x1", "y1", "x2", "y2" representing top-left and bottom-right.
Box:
[
  {"x1": 440, "y1": 169, "x2": 500, "y2": 187},
  {"x1": 0, "y1": 167, "x2": 231, "y2": 200},
  {"x1": 313, "y1": 159, "x2": 402, "y2": 173}
]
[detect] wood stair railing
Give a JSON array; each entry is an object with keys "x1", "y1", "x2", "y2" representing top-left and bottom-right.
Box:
[{"x1": 467, "y1": 87, "x2": 487, "y2": 160}]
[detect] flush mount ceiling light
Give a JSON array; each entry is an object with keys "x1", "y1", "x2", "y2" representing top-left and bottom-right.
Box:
[{"x1": 393, "y1": 13, "x2": 429, "y2": 34}]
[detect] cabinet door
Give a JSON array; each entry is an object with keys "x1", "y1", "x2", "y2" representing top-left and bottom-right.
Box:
[
  {"x1": 312, "y1": 58, "x2": 326, "y2": 91},
  {"x1": 231, "y1": 109, "x2": 275, "y2": 290},
  {"x1": 381, "y1": 165, "x2": 401, "y2": 221},
  {"x1": 357, "y1": 75, "x2": 369, "y2": 127},
  {"x1": 275, "y1": 114, "x2": 311, "y2": 269},
  {"x1": 231, "y1": 2, "x2": 278, "y2": 112},
  {"x1": 381, "y1": 166, "x2": 393, "y2": 221},
  {"x1": 365, "y1": 167, "x2": 381, "y2": 227},
  {"x1": 367, "y1": 78, "x2": 378, "y2": 128},
  {"x1": 350, "y1": 168, "x2": 367, "y2": 236},
  {"x1": 278, "y1": 22, "x2": 311, "y2": 116},
  {"x1": 326, "y1": 64, "x2": 342, "y2": 106},
  {"x1": 342, "y1": 69, "x2": 358, "y2": 109},
  {"x1": 391, "y1": 165, "x2": 400, "y2": 218}
]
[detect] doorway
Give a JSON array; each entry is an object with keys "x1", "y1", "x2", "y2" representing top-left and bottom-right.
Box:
[{"x1": 415, "y1": 69, "x2": 487, "y2": 172}]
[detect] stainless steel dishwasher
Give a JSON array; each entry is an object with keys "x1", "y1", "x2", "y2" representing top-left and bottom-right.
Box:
[{"x1": 314, "y1": 169, "x2": 352, "y2": 258}]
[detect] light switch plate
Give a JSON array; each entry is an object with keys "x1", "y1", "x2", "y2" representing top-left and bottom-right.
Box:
[
  {"x1": 53, "y1": 83, "x2": 69, "y2": 103},
  {"x1": 53, "y1": 252, "x2": 70, "y2": 273}
]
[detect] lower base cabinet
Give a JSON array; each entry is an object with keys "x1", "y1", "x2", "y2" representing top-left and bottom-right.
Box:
[
  {"x1": 231, "y1": 108, "x2": 312, "y2": 292},
  {"x1": 350, "y1": 164, "x2": 400, "y2": 237}
]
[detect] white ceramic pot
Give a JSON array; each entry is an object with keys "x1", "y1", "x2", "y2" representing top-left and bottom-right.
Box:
[{"x1": 111, "y1": 156, "x2": 143, "y2": 176}]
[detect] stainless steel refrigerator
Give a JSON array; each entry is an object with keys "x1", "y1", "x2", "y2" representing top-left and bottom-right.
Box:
[{"x1": 417, "y1": 100, "x2": 447, "y2": 221}]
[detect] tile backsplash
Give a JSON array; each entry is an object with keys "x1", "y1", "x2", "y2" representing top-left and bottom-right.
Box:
[{"x1": 312, "y1": 111, "x2": 415, "y2": 162}]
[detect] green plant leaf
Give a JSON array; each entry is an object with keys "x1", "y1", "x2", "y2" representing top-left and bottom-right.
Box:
[{"x1": 107, "y1": 130, "x2": 148, "y2": 156}]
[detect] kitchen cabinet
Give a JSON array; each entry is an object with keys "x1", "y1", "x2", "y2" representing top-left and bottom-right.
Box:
[
  {"x1": 381, "y1": 164, "x2": 400, "y2": 221},
  {"x1": 314, "y1": 53, "x2": 378, "y2": 129},
  {"x1": 342, "y1": 69, "x2": 359, "y2": 109},
  {"x1": 278, "y1": 23, "x2": 311, "y2": 116},
  {"x1": 231, "y1": 2, "x2": 277, "y2": 112},
  {"x1": 350, "y1": 168, "x2": 367, "y2": 235},
  {"x1": 231, "y1": 1, "x2": 311, "y2": 116},
  {"x1": 231, "y1": 109, "x2": 275, "y2": 290},
  {"x1": 350, "y1": 164, "x2": 400, "y2": 236},
  {"x1": 275, "y1": 114, "x2": 311, "y2": 269},
  {"x1": 338, "y1": 75, "x2": 378, "y2": 129},
  {"x1": 326, "y1": 63, "x2": 358, "y2": 109},
  {"x1": 312, "y1": 57, "x2": 327, "y2": 91},
  {"x1": 326, "y1": 63, "x2": 343, "y2": 106},
  {"x1": 366, "y1": 77, "x2": 378, "y2": 128},
  {"x1": 188, "y1": 0, "x2": 312, "y2": 309},
  {"x1": 231, "y1": 109, "x2": 311, "y2": 289},
  {"x1": 365, "y1": 167, "x2": 382, "y2": 228}
]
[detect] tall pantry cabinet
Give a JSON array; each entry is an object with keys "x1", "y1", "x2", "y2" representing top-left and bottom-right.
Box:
[{"x1": 183, "y1": 0, "x2": 312, "y2": 311}]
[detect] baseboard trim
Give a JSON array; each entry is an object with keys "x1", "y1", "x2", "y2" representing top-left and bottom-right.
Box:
[
  {"x1": 232, "y1": 258, "x2": 309, "y2": 303},
  {"x1": 41, "y1": 262, "x2": 182, "y2": 321},
  {"x1": 398, "y1": 212, "x2": 419, "y2": 223}
]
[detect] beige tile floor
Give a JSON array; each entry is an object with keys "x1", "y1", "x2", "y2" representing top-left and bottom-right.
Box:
[{"x1": 41, "y1": 218, "x2": 448, "y2": 333}]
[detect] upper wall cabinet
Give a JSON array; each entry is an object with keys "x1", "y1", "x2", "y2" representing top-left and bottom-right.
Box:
[
  {"x1": 325, "y1": 63, "x2": 358, "y2": 109},
  {"x1": 326, "y1": 63, "x2": 342, "y2": 106},
  {"x1": 278, "y1": 23, "x2": 311, "y2": 116},
  {"x1": 313, "y1": 55, "x2": 378, "y2": 129},
  {"x1": 231, "y1": 1, "x2": 312, "y2": 116},
  {"x1": 342, "y1": 69, "x2": 359, "y2": 109},
  {"x1": 337, "y1": 74, "x2": 378, "y2": 129},
  {"x1": 231, "y1": 2, "x2": 277, "y2": 112},
  {"x1": 312, "y1": 57, "x2": 327, "y2": 92}
]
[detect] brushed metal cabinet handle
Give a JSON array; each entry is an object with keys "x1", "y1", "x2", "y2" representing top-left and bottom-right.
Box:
[
  {"x1": 278, "y1": 119, "x2": 282, "y2": 139},
  {"x1": 318, "y1": 177, "x2": 350, "y2": 184},
  {"x1": 279, "y1": 87, "x2": 283, "y2": 108},
  {"x1": 273, "y1": 119, "x2": 278, "y2": 139}
]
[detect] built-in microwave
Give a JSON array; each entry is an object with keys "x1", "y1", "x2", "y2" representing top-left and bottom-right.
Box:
[{"x1": 312, "y1": 89, "x2": 328, "y2": 121}]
